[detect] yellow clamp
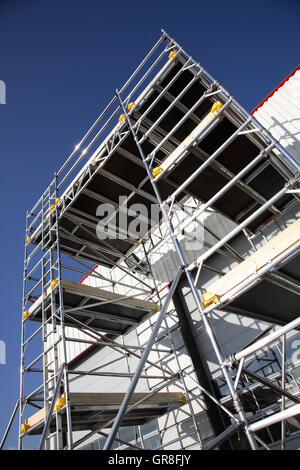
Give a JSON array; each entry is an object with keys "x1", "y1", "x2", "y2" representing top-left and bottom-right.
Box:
[
  {"x1": 181, "y1": 394, "x2": 187, "y2": 405},
  {"x1": 154, "y1": 305, "x2": 159, "y2": 312},
  {"x1": 23, "y1": 310, "x2": 30, "y2": 320},
  {"x1": 55, "y1": 394, "x2": 66, "y2": 412},
  {"x1": 152, "y1": 167, "x2": 163, "y2": 178},
  {"x1": 119, "y1": 113, "x2": 126, "y2": 124},
  {"x1": 211, "y1": 101, "x2": 223, "y2": 115},
  {"x1": 21, "y1": 421, "x2": 30, "y2": 434},
  {"x1": 50, "y1": 279, "x2": 59, "y2": 291},
  {"x1": 168, "y1": 49, "x2": 177, "y2": 61},
  {"x1": 26, "y1": 236, "x2": 31, "y2": 244},
  {"x1": 128, "y1": 102, "x2": 135, "y2": 111},
  {"x1": 49, "y1": 198, "x2": 61, "y2": 213},
  {"x1": 201, "y1": 291, "x2": 220, "y2": 308}
]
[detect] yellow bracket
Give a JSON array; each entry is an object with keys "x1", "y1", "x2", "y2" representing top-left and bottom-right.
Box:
[
  {"x1": 152, "y1": 167, "x2": 163, "y2": 178},
  {"x1": 26, "y1": 236, "x2": 31, "y2": 244},
  {"x1": 154, "y1": 305, "x2": 159, "y2": 312},
  {"x1": 168, "y1": 49, "x2": 177, "y2": 61},
  {"x1": 55, "y1": 394, "x2": 66, "y2": 412},
  {"x1": 201, "y1": 291, "x2": 220, "y2": 308},
  {"x1": 49, "y1": 198, "x2": 61, "y2": 213},
  {"x1": 23, "y1": 310, "x2": 30, "y2": 320},
  {"x1": 128, "y1": 102, "x2": 135, "y2": 111},
  {"x1": 211, "y1": 101, "x2": 223, "y2": 115},
  {"x1": 21, "y1": 421, "x2": 30, "y2": 434},
  {"x1": 50, "y1": 279, "x2": 59, "y2": 291},
  {"x1": 181, "y1": 394, "x2": 187, "y2": 404},
  {"x1": 119, "y1": 113, "x2": 126, "y2": 124}
]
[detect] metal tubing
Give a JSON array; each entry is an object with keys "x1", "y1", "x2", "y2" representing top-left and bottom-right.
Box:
[
  {"x1": 248, "y1": 404, "x2": 300, "y2": 433},
  {"x1": 103, "y1": 268, "x2": 182, "y2": 450},
  {"x1": 152, "y1": 95, "x2": 231, "y2": 160},
  {"x1": 169, "y1": 117, "x2": 252, "y2": 201},
  {"x1": 188, "y1": 184, "x2": 289, "y2": 270},
  {"x1": 242, "y1": 367, "x2": 300, "y2": 404},
  {"x1": 134, "y1": 58, "x2": 192, "y2": 129},
  {"x1": 140, "y1": 71, "x2": 201, "y2": 143},
  {"x1": 204, "y1": 424, "x2": 239, "y2": 450},
  {"x1": 39, "y1": 365, "x2": 65, "y2": 450},
  {"x1": 183, "y1": 370, "x2": 239, "y2": 423},
  {"x1": 234, "y1": 313, "x2": 300, "y2": 363},
  {"x1": 181, "y1": 142, "x2": 274, "y2": 238},
  {"x1": 68, "y1": 370, "x2": 167, "y2": 380},
  {"x1": 63, "y1": 312, "x2": 173, "y2": 376},
  {"x1": 0, "y1": 401, "x2": 20, "y2": 450},
  {"x1": 281, "y1": 335, "x2": 286, "y2": 450}
]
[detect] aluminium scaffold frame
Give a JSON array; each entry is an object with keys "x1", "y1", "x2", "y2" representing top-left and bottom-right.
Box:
[{"x1": 1, "y1": 29, "x2": 300, "y2": 451}]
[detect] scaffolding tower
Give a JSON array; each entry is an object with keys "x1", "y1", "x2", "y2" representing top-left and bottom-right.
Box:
[{"x1": 1, "y1": 30, "x2": 300, "y2": 450}]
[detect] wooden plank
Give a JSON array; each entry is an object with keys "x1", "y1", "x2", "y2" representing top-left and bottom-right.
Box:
[
  {"x1": 206, "y1": 218, "x2": 300, "y2": 299},
  {"x1": 27, "y1": 404, "x2": 49, "y2": 429}
]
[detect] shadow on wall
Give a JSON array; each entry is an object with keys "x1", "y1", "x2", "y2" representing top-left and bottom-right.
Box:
[
  {"x1": 269, "y1": 115, "x2": 300, "y2": 164},
  {"x1": 149, "y1": 212, "x2": 237, "y2": 283}
]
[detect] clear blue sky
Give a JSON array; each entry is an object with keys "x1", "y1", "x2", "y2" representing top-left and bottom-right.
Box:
[{"x1": 0, "y1": 0, "x2": 299, "y2": 450}]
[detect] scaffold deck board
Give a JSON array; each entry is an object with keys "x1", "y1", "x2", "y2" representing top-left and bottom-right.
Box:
[
  {"x1": 27, "y1": 278, "x2": 157, "y2": 334},
  {"x1": 26, "y1": 392, "x2": 185, "y2": 434},
  {"x1": 205, "y1": 218, "x2": 300, "y2": 324}
]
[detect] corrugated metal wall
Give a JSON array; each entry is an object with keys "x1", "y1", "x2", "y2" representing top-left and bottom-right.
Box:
[{"x1": 253, "y1": 68, "x2": 300, "y2": 164}]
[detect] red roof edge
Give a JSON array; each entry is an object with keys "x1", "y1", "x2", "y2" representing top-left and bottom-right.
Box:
[
  {"x1": 251, "y1": 64, "x2": 300, "y2": 114},
  {"x1": 79, "y1": 264, "x2": 99, "y2": 284}
]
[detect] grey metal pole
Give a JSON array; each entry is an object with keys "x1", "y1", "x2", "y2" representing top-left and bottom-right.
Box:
[
  {"x1": 248, "y1": 404, "x2": 300, "y2": 433},
  {"x1": 0, "y1": 401, "x2": 20, "y2": 450},
  {"x1": 204, "y1": 424, "x2": 240, "y2": 450},
  {"x1": 234, "y1": 314, "x2": 300, "y2": 363},
  {"x1": 54, "y1": 190, "x2": 73, "y2": 450},
  {"x1": 103, "y1": 267, "x2": 183, "y2": 450},
  {"x1": 281, "y1": 335, "x2": 286, "y2": 450},
  {"x1": 18, "y1": 211, "x2": 30, "y2": 450}
]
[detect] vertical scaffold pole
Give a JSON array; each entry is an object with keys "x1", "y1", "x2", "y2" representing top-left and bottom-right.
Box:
[
  {"x1": 18, "y1": 210, "x2": 30, "y2": 450},
  {"x1": 53, "y1": 175, "x2": 73, "y2": 450},
  {"x1": 115, "y1": 89, "x2": 258, "y2": 450}
]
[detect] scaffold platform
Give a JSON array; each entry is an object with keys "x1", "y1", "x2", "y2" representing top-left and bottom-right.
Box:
[
  {"x1": 24, "y1": 392, "x2": 186, "y2": 435},
  {"x1": 25, "y1": 278, "x2": 158, "y2": 334}
]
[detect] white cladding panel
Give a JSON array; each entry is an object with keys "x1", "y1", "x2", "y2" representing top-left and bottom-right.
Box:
[{"x1": 253, "y1": 68, "x2": 300, "y2": 164}]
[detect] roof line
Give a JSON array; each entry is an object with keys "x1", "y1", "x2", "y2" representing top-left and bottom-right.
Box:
[
  {"x1": 251, "y1": 64, "x2": 300, "y2": 114},
  {"x1": 79, "y1": 264, "x2": 99, "y2": 284}
]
